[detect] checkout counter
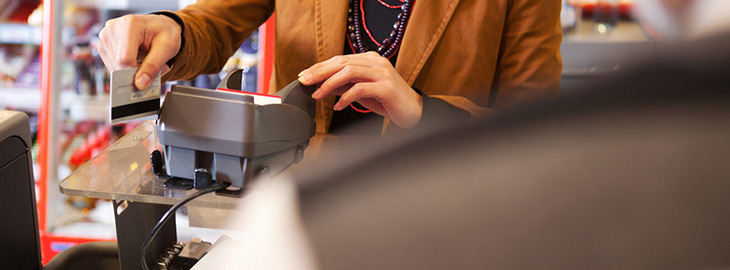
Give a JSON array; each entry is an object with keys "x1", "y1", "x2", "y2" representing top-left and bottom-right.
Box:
[{"x1": 560, "y1": 19, "x2": 659, "y2": 93}]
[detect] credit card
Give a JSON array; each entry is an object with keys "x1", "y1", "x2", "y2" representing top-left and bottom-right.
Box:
[{"x1": 110, "y1": 67, "x2": 161, "y2": 124}]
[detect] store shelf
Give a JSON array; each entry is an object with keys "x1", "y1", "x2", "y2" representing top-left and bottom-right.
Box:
[
  {"x1": 0, "y1": 23, "x2": 42, "y2": 45},
  {"x1": 0, "y1": 88, "x2": 79, "y2": 113},
  {"x1": 560, "y1": 19, "x2": 659, "y2": 93},
  {"x1": 0, "y1": 23, "x2": 73, "y2": 45},
  {"x1": 68, "y1": 95, "x2": 110, "y2": 122},
  {"x1": 0, "y1": 87, "x2": 44, "y2": 111}
]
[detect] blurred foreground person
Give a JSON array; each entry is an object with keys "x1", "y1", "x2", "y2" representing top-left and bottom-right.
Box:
[{"x1": 297, "y1": 55, "x2": 730, "y2": 269}]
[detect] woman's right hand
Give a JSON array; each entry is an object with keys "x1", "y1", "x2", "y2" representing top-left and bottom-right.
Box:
[{"x1": 97, "y1": 14, "x2": 182, "y2": 90}]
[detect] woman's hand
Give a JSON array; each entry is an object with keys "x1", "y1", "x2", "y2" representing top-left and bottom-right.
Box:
[{"x1": 298, "y1": 52, "x2": 423, "y2": 129}]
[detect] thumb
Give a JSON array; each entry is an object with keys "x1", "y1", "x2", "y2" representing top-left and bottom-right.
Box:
[{"x1": 135, "y1": 39, "x2": 178, "y2": 90}]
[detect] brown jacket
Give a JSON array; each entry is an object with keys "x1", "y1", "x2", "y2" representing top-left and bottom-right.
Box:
[{"x1": 166, "y1": 0, "x2": 562, "y2": 134}]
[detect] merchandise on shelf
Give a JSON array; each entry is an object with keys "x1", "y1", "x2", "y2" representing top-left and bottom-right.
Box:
[
  {"x1": 71, "y1": 45, "x2": 96, "y2": 96},
  {"x1": 0, "y1": 44, "x2": 38, "y2": 88},
  {"x1": 0, "y1": 0, "x2": 41, "y2": 23},
  {"x1": 581, "y1": 0, "x2": 634, "y2": 20}
]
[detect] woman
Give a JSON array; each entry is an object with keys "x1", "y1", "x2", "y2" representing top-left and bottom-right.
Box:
[{"x1": 98, "y1": 0, "x2": 562, "y2": 136}]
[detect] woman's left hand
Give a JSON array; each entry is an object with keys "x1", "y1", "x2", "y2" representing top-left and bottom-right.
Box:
[{"x1": 298, "y1": 52, "x2": 423, "y2": 129}]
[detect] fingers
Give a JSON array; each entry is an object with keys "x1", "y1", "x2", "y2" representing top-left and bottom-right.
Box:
[
  {"x1": 321, "y1": 82, "x2": 386, "y2": 114},
  {"x1": 96, "y1": 31, "x2": 113, "y2": 70},
  {"x1": 298, "y1": 52, "x2": 383, "y2": 86},
  {"x1": 116, "y1": 16, "x2": 143, "y2": 69},
  {"x1": 99, "y1": 15, "x2": 143, "y2": 71},
  {"x1": 336, "y1": 80, "x2": 422, "y2": 129},
  {"x1": 97, "y1": 27, "x2": 118, "y2": 71},
  {"x1": 312, "y1": 65, "x2": 384, "y2": 99},
  {"x1": 96, "y1": 14, "x2": 182, "y2": 89},
  {"x1": 136, "y1": 39, "x2": 178, "y2": 89},
  {"x1": 333, "y1": 82, "x2": 383, "y2": 111},
  {"x1": 134, "y1": 15, "x2": 182, "y2": 89},
  {"x1": 326, "y1": 83, "x2": 355, "y2": 97}
]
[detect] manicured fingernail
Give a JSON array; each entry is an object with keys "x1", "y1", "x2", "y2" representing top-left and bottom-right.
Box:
[
  {"x1": 135, "y1": 73, "x2": 151, "y2": 90},
  {"x1": 297, "y1": 69, "x2": 308, "y2": 77},
  {"x1": 311, "y1": 90, "x2": 320, "y2": 99},
  {"x1": 298, "y1": 72, "x2": 313, "y2": 84},
  {"x1": 333, "y1": 102, "x2": 343, "y2": 111}
]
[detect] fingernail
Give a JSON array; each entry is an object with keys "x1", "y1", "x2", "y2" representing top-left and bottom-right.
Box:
[
  {"x1": 311, "y1": 90, "x2": 320, "y2": 99},
  {"x1": 299, "y1": 72, "x2": 313, "y2": 84},
  {"x1": 135, "y1": 73, "x2": 152, "y2": 90},
  {"x1": 333, "y1": 102, "x2": 343, "y2": 111},
  {"x1": 297, "y1": 69, "x2": 308, "y2": 77}
]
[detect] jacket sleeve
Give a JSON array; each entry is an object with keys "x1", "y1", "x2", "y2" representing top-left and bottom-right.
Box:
[
  {"x1": 490, "y1": 0, "x2": 563, "y2": 108},
  {"x1": 162, "y1": 0, "x2": 275, "y2": 82}
]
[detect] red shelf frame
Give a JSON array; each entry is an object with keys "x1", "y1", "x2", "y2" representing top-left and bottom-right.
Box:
[
  {"x1": 38, "y1": 0, "x2": 52, "y2": 237},
  {"x1": 258, "y1": 13, "x2": 276, "y2": 94}
]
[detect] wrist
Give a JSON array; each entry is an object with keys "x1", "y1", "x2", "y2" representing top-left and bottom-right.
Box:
[
  {"x1": 400, "y1": 90, "x2": 423, "y2": 129},
  {"x1": 151, "y1": 11, "x2": 185, "y2": 67}
]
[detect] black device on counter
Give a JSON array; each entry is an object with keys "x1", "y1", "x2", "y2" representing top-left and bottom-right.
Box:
[{"x1": 0, "y1": 110, "x2": 42, "y2": 269}]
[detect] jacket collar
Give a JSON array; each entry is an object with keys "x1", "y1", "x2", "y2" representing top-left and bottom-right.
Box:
[
  {"x1": 315, "y1": 0, "x2": 462, "y2": 85},
  {"x1": 397, "y1": 0, "x2": 461, "y2": 85}
]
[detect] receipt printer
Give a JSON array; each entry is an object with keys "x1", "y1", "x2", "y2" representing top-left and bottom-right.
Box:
[{"x1": 154, "y1": 70, "x2": 316, "y2": 194}]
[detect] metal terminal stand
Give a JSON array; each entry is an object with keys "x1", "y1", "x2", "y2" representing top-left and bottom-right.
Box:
[{"x1": 113, "y1": 200, "x2": 177, "y2": 270}]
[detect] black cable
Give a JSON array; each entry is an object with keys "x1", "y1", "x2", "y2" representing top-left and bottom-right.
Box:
[{"x1": 140, "y1": 183, "x2": 229, "y2": 270}]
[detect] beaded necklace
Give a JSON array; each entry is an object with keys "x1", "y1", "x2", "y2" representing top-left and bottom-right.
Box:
[{"x1": 347, "y1": 0, "x2": 415, "y2": 59}]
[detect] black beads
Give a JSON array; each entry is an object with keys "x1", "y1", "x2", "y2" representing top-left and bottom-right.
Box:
[{"x1": 347, "y1": 0, "x2": 413, "y2": 59}]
